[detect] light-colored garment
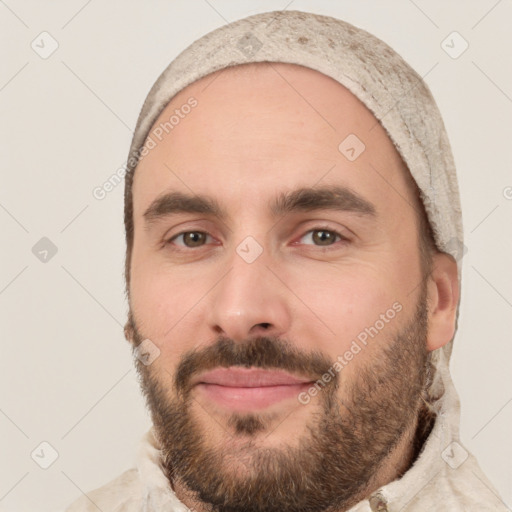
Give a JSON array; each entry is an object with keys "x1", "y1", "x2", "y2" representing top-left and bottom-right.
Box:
[
  {"x1": 65, "y1": 9, "x2": 508, "y2": 512},
  {"x1": 64, "y1": 347, "x2": 508, "y2": 511}
]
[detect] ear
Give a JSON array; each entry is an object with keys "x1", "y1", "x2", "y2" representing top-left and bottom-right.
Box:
[{"x1": 426, "y1": 252, "x2": 460, "y2": 351}]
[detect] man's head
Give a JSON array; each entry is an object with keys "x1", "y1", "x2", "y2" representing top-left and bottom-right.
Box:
[{"x1": 123, "y1": 61, "x2": 459, "y2": 511}]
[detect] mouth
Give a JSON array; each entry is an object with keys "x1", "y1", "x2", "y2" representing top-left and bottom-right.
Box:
[{"x1": 193, "y1": 367, "x2": 314, "y2": 411}]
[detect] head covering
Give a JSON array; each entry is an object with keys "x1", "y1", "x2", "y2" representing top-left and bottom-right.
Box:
[{"x1": 124, "y1": 9, "x2": 463, "y2": 412}]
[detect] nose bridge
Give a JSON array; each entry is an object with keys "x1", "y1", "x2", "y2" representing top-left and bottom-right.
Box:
[{"x1": 206, "y1": 238, "x2": 291, "y2": 341}]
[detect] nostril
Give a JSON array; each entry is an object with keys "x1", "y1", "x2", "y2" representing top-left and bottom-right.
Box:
[{"x1": 259, "y1": 323, "x2": 271, "y2": 329}]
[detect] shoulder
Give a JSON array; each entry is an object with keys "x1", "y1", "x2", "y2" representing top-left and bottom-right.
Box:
[{"x1": 64, "y1": 468, "x2": 142, "y2": 512}]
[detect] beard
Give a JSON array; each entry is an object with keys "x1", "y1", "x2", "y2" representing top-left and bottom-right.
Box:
[{"x1": 131, "y1": 285, "x2": 431, "y2": 512}]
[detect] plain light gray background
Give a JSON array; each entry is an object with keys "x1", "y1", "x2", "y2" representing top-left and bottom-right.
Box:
[{"x1": 1, "y1": 1, "x2": 511, "y2": 510}]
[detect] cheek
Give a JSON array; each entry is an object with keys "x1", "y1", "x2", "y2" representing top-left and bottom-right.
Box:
[
  {"x1": 285, "y1": 262, "x2": 405, "y2": 355},
  {"x1": 131, "y1": 272, "x2": 191, "y2": 334},
  {"x1": 130, "y1": 255, "x2": 217, "y2": 371},
  {"x1": 130, "y1": 244, "x2": 185, "y2": 343},
  {"x1": 284, "y1": 267, "x2": 411, "y2": 400},
  {"x1": 282, "y1": 262, "x2": 406, "y2": 380}
]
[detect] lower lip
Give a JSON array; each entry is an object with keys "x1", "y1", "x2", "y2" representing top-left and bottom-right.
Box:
[{"x1": 196, "y1": 382, "x2": 312, "y2": 411}]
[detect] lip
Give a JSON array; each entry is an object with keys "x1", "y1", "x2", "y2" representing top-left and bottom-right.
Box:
[
  {"x1": 193, "y1": 367, "x2": 314, "y2": 411},
  {"x1": 194, "y1": 367, "x2": 313, "y2": 387}
]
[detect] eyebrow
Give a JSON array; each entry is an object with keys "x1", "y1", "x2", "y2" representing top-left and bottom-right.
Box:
[{"x1": 143, "y1": 185, "x2": 376, "y2": 229}]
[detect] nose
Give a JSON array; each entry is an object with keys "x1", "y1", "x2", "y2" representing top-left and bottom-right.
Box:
[{"x1": 206, "y1": 245, "x2": 292, "y2": 342}]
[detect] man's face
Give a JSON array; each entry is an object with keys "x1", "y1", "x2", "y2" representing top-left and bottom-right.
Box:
[{"x1": 128, "y1": 63, "x2": 431, "y2": 511}]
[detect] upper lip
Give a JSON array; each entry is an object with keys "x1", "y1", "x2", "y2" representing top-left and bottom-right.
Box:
[{"x1": 192, "y1": 367, "x2": 313, "y2": 388}]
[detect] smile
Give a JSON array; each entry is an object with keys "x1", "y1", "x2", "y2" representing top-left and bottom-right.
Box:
[{"x1": 193, "y1": 367, "x2": 314, "y2": 411}]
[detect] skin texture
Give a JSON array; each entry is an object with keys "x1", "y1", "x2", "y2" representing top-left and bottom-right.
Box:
[{"x1": 125, "y1": 62, "x2": 459, "y2": 511}]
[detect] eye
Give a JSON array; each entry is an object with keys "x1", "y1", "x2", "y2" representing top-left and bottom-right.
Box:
[
  {"x1": 297, "y1": 228, "x2": 347, "y2": 247},
  {"x1": 167, "y1": 231, "x2": 213, "y2": 248},
  {"x1": 165, "y1": 228, "x2": 348, "y2": 251}
]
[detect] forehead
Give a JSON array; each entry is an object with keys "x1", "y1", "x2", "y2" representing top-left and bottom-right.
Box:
[{"x1": 132, "y1": 62, "x2": 414, "y2": 220}]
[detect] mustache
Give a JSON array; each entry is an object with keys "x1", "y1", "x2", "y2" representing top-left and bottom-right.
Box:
[{"x1": 174, "y1": 335, "x2": 336, "y2": 397}]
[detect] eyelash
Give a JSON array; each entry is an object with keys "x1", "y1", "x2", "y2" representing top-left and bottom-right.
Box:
[{"x1": 165, "y1": 227, "x2": 349, "y2": 251}]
